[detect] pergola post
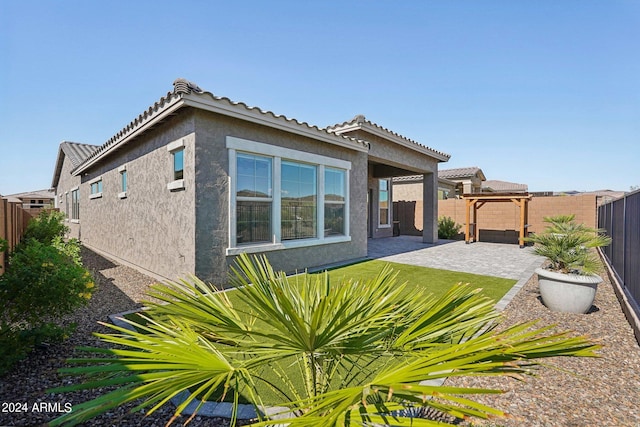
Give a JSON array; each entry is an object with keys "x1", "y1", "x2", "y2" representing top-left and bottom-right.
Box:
[{"x1": 462, "y1": 193, "x2": 531, "y2": 248}]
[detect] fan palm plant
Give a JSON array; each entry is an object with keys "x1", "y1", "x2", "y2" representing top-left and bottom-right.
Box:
[
  {"x1": 525, "y1": 214, "x2": 611, "y2": 275},
  {"x1": 50, "y1": 254, "x2": 599, "y2": 426}
]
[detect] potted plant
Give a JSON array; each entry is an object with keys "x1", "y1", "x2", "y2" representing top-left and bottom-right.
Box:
[{"x1": 525, "y1": 214, "x2": 611, "y2": 314}]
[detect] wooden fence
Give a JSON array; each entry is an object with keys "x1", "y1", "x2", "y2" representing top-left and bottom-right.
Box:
[{"x1": 0, "y1": 199, "x2": 33, "y2": 275}]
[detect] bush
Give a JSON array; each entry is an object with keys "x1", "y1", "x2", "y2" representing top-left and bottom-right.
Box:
[
  {"x1": 23, "y1": 210, "x2": 68, "y2": 245},
  {"x1": 1, "y1": 239, "x2": 93, "y2": 325},
  {"x1": 0, "y1": 238, "x2": 94, "y2": 374},
  {"x1": 438, "y1": 216, "x2": 462, "y2": 239}
]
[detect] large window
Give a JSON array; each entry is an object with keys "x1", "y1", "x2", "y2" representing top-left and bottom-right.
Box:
[
  {"x1": 379, "y1": 179, "x2": 390, "y2": 227},
  {"x1": 236, "y1": 153, "x2": 273, "y2": 244},
  {"x1": 281, "y1": 161, "x2": 317, "y2": 240},
  {"x1": 227, "y1": 137, "x2": 351, "y2": 254},
  {"x1": 324, "y1": 168, "x2": 346, "y2": 236}
]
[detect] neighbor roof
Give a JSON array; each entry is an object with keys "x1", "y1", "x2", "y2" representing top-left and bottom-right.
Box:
[
  {"x1": 73, "y1": 78, "x2": 370, "y2": 176},
  {"x1": 328, "y1": 114, "x2": 450, "y2": 162},
  {"x1": 438, "y1": 167, "x2": 486, "y2": 181},
  {"x1": 482, "y1": 180, "x2": 528, "y2": 193},
  {"x1": 5, "y1": 189, "x2": 55, "y2": 200},
  {"x1": 51, "y1": 141, "x2": 99, "y2": 188}
]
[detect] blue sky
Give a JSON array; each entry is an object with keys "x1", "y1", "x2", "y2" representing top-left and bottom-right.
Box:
[{"x1": 1, "y1": 0, "x2": 638, "y2": 195}]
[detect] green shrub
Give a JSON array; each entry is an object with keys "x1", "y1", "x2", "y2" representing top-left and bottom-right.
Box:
[
  {"x1": 1, "y1": 239, "x2": 94, "y2": 324},
  {"x1": 0, "y1": 239, "x2": 94, "y2": 374},
  {"x1": 438, "y1": 215, "x2": 462, "y2": 239},
  {"x1": 23, "y1": 210, "x2": 68, "y2": 245},
  {"x1": 52, "y1": 236, "x2": 82, "y2": 266}
]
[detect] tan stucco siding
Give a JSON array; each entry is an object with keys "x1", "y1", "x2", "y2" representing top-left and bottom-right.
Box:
[{"x1": 79, "y1": 113, "x2": 197, "y2": 280}]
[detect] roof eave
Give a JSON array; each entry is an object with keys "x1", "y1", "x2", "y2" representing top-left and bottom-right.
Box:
[
  {"x1": 73, "y1": 97, "x2": 186, "y2": 175},
  {"x1": 331, "y1": 122, "x2": 450, "y2": 162},
  {"x1": 181, "y1": 95, "x2": 369, "y2": 153}
]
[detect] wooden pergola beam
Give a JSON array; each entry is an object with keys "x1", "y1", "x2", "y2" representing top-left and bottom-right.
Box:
[{"x1": 462, "y1": 193, "x2": 531, "y2": 248}]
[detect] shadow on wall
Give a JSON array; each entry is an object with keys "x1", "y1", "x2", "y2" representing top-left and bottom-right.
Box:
[{"x1": 393, "y1": 201, "x2": 422, "y2": 236}]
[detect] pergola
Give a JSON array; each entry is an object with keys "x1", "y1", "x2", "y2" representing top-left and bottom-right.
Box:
[{"x1": 462, "y1": 193, "x2": 532, "y2": 248}]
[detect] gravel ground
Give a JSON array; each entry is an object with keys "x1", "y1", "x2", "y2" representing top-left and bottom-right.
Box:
[
  {"x1": 447, "y1": 260, "x2": 640, "y2": 427},
  {"x1": 1, "y1": 247, "x2": 639, "y2": 426}
]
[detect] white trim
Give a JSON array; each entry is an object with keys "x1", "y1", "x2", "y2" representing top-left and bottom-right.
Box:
[
  {"x1": 70, "y1": 219, "x2": 80, "y2": 224},
  {"x1": 117, "y1": 164, "x2": 127, "y2": 173},
  {"x1": 89, "y1": 192, "x2": 102, "y2": 200},
  {"x1": 118, "y1": 191, "x2": 127, "y2": 199},
  {"x1": 70, "y1": 186, "x2": 79, "y2": 192},
  {"x1": 226, "y1": 136, "x2": 352, "y2": 170},
  {"x1": 167, "y1": 179, "x2": 185, "y2": 191},
  {"x1": 331, "y1": 121, "x2": 450, "y2": 161},
  {"x1": 378, "y1": 178, "x2": 391, "y2": 228},
  {"x1": 167, "y1": 137, "x2": 186, "y2": 152},
  {"x1": 228, "y1": 149, "x2": 237, "y2": 248},
  {"x1": 226, "y1": 235, "x2": 351, "y2": 256},
  {"x1": 88, "y1": 175, "x2": 103, "y2": 185},
  {"x1": 227, "y1": 136, "x2": 352, "y2": 253}
]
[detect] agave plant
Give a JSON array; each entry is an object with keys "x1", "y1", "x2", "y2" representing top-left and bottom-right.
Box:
[
  {"x1": 50, "y1": 254, "x2": 599, "y2": 426},
  {"x1": 525, "y1": 214, "x2": 611, "y2": 275}
]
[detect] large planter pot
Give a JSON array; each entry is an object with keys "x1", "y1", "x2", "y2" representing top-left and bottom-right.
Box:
[{"x1": 535, "y1": 268, "x2": 602, "y2": 314}]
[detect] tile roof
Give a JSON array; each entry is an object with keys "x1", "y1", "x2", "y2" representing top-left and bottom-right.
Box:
[
  {"x1": 61, "y1": 142, "x2": 99, "y2": 168},
  {"x1": 51, "y1": 141, "x2": 99, "y2": 188},
  {"x1": 74, "y1": 79, "x2": 370, "y2": 175},
  {"x1": 5, "y1": 189, "x2": 55, "y2": 199},
  {"x1": 482, "y1": 180, "x2": 528, "y2": 193},
  {"x1": 328, "y1": 114, "x2": 450, "y2": 162},
  {"x1": 438, "y1": 167, "x2": 485, "y2": 180}
]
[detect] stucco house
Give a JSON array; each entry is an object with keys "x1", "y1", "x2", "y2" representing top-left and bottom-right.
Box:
[{"x1": 52, "y1": 79, "x2": 450, "y2": 284}]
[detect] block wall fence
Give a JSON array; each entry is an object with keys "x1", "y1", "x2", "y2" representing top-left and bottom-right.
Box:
[{"x1": 394, "y1": 194, "x2": 597, "y2": 243}]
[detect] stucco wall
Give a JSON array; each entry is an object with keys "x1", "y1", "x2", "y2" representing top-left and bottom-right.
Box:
[
  {"x1": 193, "y1": 110, "x2": 368, "y2": 285},
  {"x1": 79, "y1": 112, "x2": 197, "y2": 280}
]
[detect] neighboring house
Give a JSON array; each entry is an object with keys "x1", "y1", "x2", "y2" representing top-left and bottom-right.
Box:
[
  {"x1": 438, "y1": 167, "x2": 486, "y2": 195},
  {"x1": 5, "y1": 189, "x2": 56, "y2": 210},
  {"x1": 392, "y1": 175, "x2": 458, "y2": 200},
  {"x1": 482, "y1": 179, "x2": 528, "y2": 193},
  {"x1": 52, "y1": 79, "x2": 450, "y2": 284}
]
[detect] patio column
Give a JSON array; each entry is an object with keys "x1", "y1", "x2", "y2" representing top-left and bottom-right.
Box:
[{"x1": 422, "y1": 172, "x2": 437, "y2": 243}]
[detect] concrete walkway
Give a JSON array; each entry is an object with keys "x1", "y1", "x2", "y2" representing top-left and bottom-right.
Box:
[{"x1": 367, "y1": 236, "x2": 545, "y2": 311}]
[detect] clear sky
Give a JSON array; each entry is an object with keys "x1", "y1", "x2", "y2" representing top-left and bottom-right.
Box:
[{"x1": 1, "y1": 0, "x2": 638, "y2": 195}]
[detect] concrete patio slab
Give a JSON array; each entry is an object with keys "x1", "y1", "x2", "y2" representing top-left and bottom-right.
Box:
[{"x1": 368, "y1": 236, "x2": 544, "y2": 280}]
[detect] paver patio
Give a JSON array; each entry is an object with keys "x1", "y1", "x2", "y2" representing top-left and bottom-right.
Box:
[{"x1": 367, "y1": 236, "x2": 545, "y2": 310}]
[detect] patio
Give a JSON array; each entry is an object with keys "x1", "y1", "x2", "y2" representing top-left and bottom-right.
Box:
[{"x1": 367, "y1": 235, "x2": 544, "y2": 279}]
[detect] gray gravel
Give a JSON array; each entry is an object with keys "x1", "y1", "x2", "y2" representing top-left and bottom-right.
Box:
[
  {"x1": 446, "y1": 259, "x2": 640, "y2": 426},
  {"x1": 1, "y1": 247, "x2": 639, "y2": 426}
]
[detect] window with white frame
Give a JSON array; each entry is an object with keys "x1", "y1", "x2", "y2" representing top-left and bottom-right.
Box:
[
  {"x1": 227, "y1": 137, "x2": 350, "y2": 254},
  {"x1": 71, "y1": 188, "x2": 80, "y2": 220},
  {"x1": 236, "y1": 153, "x2": 273, "y2": 244},
  {"x1": 281, "y1": 161, "x2": 317, "y2": 240},
  {"x1": 173, "y1": 149, "x2": 184, "y2": 180},
  {"x1": 118, "y1": 165, "x2": 128, "y2": 198},
  {"x1": 167, "y1": 138, "x2": 186, "y2": 191},
  {"x1": 324, "y1": 168, "x2": 346, "y2": 236},
  {"x1": 378, "y1": 179, "x2": 390, "y2": 227},
  {"x1": 89, "y1": 177, "x2": 103, "y2": 199}
]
